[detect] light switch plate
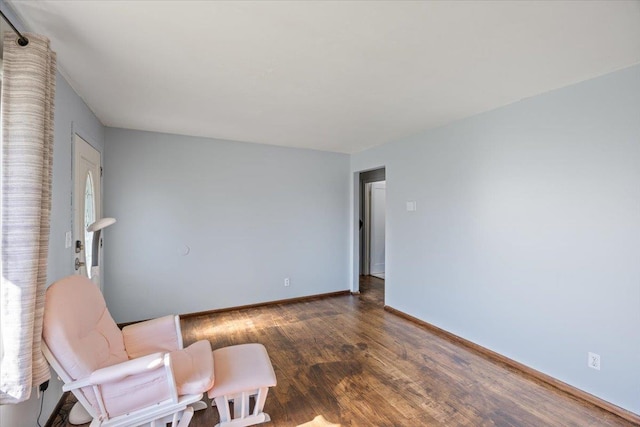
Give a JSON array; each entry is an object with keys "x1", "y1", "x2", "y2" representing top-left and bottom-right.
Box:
[
  {"x1": 65, "y1": 231, "x2": 72, "y2": 248},
  {"x1": 406, "y1": 201, "x2": 417, "y2": 212}
]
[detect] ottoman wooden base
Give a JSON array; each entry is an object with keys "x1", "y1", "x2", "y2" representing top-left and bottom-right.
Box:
[{"x1": 208, "y1": 344, "x2": 277, "y2": 427}]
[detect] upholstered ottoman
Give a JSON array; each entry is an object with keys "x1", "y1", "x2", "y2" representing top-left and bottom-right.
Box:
[{"x1": 208, "y1": 343, "x2": 277, "y2": 427}]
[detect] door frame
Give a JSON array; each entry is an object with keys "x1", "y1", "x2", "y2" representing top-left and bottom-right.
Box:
[{"x1": 352, "y1": 167, "x2": 386, "y2": 293}]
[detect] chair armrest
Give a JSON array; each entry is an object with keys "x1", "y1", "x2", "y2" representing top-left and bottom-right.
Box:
[
  {"x1": 123, "y1": 315, "x2": 183, "y2": 358},
  {"x1": 62, "y1": 352, "x2": 167, "y2": 392}
]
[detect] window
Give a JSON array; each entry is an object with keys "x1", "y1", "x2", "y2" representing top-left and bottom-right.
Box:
[{"x1": 83, "y1": 172, "x2": 96, "y2": 277}]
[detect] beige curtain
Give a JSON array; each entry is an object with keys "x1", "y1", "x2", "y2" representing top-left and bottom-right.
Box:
[{"x1": 0, "y1": 32, "x2": 56, "y2": 404}]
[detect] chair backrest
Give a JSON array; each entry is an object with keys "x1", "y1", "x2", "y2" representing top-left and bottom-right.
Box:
[{"x1": 42, "y1": 275, "x2": 128, "y2": 409}]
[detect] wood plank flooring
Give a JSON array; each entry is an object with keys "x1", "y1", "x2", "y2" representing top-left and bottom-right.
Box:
[{"x1": 49, "y1": 276, "x2": 636, "y2": 426}]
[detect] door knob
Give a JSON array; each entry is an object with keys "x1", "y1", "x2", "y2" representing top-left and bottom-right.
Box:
[{"x1": 75, "y1": 258, "x2": 85, "y2": 271}]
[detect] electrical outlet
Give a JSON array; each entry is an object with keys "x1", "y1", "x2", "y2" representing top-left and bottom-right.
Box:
[
  {"x1": 284, "y1": 277, "x2": 290, "y2": 287},
  {"x1": 588, "y1": 352, "x2": 601, "y2": 370}
]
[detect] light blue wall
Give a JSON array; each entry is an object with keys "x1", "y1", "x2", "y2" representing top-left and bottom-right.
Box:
[
  {"x1": 103, "y1": 128, "x2": 350, "y2": 323},
  {"x1": 0, "y1": 4, "x2": 106, "y2": 425},
  {"x1": 351, "y1": 65, "x2": 640, "y2": 413}
]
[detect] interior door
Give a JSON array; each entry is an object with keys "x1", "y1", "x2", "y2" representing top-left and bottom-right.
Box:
[
  {"x1": 363, "y1": 182, "x2": 372, "y2": 275},
  {"x1": 369, "y1": 181, "x2": 386, "y2": 276},
  {"x1": 73, "y1": 134, "x2": 102, "y2": 288}
]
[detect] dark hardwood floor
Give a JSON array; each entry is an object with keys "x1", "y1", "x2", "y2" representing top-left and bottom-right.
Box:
[{"x1": 49, "y1": 276, "x2": 635, "y2": 426}]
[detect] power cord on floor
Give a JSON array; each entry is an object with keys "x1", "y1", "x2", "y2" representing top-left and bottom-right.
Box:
[
  {"x1": 36, "y1": 380, "x2": 49, "y2": 427},
  {"x1": 36, "y1": 390, "x2": 45, "y2": 427}
]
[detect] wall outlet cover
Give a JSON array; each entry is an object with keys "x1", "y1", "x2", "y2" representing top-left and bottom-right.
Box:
[{"x1": 588, "y1": 352, "x2": 601, "y2": 371}]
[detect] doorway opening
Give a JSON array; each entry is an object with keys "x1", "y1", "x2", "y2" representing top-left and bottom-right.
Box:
[{"x1": 358, "y1": 168, "x2": 386, "y2": 299}]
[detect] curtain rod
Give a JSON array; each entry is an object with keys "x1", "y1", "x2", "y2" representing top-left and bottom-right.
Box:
[{"x1": 0, "y1": 9, "x2": 28, "y2": 46}]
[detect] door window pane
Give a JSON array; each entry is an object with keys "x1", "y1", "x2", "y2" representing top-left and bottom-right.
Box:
[{"x1": 84, "y1": 172, "x2": 96, "y2": 278}]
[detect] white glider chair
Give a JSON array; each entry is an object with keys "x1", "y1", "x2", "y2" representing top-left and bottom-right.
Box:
[{"x1": 42, "y1": 275, "x2": 215, "y2": 427}]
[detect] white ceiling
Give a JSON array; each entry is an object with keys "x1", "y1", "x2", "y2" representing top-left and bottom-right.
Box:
[{"x1": 7, "y1": 1, "x2": 640, "y2": 153}]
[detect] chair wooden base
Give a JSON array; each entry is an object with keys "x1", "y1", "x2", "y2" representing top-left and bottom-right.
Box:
[
  {"x1": 67, "y1": 398, "x2": 208, "y2": 426},
  {"x1": 69, "y1": 402, "x2": 93, "y2": 425}
]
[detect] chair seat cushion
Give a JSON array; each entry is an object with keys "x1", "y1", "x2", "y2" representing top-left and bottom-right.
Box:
[{"x1": 170, "y1": 340, "x2": 215, "y2": 395}]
